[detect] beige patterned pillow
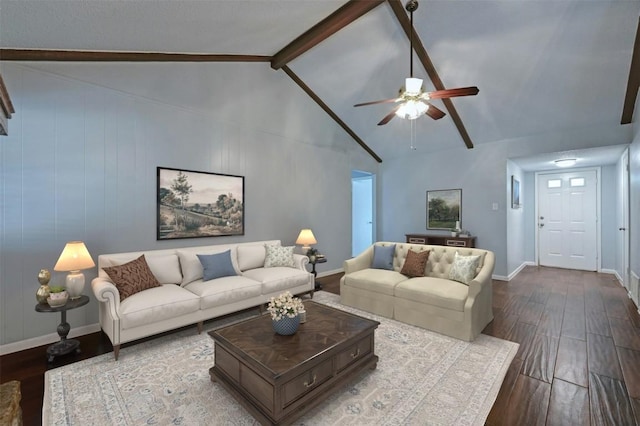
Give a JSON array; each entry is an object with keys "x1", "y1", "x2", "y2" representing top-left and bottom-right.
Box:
[
  {"x1": 264, "y1": 244, "x2": 295, "y2": 268},
  {"x1": 103, "y1": 255, "x2": 162, "y2": 301},
  {"x1": 400, "y1": 249, "x2": 430, "y2": 278},
  {"x1": 449, "y1": 251, "x2": 481, "y2": 285}
]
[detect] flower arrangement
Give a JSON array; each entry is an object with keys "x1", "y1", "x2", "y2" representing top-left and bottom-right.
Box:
[{"x1": 267, "y1": 291, "x2": 304, "y2": 321}]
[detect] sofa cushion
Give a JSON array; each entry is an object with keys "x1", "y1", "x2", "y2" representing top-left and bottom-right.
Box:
[
  {"x1": 395, "y1": 277, "x2": 468, "y2": 312},
  {"x1": 342, "y1": 268, "x2": 408, "y2": 296},
  {"x1": 400, "y1": 249, "x2": 430, "y2": 278},
  {"x1": 184, "y1": 276, "x2": 262, "y2": 310},
  {"x1": 372, "y1": 244, "x2": 395, "y2": 270},
  {"x1": 237, "y1": 244, "x2": 266, "y2": 271},
  {"x1": 197, "y1": 250, "x2": 237, "y2": 281},
  {"x1": 264, "y1": 244, "x2": 295, "y2": 268},
  {"x1": 449, "y1": 252, "x2": 481, "y2": 285},
  {"x1": 120, "y1": 284, "x2": 200, "y2": 329},
  {"x1": 103, "y1": 255, "x2": 162, "y2": 301},
  {"x1": 178, "y1": 247, "x2": 240, "y2": 286},
  {"x1": 242, "y1": 267, "x2": 310, "y2": 294}
]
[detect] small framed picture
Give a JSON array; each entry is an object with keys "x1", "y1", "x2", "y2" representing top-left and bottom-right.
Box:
[{"x1": 511, "y1": 176, "x2": 521, "y2": 209}]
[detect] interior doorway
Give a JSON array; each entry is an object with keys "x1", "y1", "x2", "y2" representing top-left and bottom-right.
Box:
[
  {"x1": 352, "y1": 171, "x2": 375, "y2": 257},
  {"x1": 536, "y1": 169, "x2": 599, "y2": 271},
  {"x1": 620, "y1": 149, "x2": 630, "y2": 290}
]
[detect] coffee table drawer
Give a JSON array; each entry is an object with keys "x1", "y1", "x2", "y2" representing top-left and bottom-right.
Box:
[
  {"x1": 283, "y1": 358, "x2": 333, "y2": 406},
  {"x1": 336, "y1": 335, "x2": 373, "y2": 372}
]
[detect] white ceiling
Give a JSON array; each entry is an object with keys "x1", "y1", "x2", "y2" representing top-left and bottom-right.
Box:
[{"x1": 1, "y1": 0, "x2": 639, "y2": 163}]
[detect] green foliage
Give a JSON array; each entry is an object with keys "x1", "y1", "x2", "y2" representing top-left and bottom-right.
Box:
[{"x1": 49, "y1": 286, "x2": 66, "y2": 293}]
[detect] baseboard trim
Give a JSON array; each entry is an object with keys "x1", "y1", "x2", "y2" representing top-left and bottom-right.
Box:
[
  {"x1": 497, "y1": 261, "x2": 536, "y2": 282},
  {"x1": 0, "y1": 323, "x2": 101, "y2": 356},
  {"x1": 600, "y1": 268, "x2": 623, "y2": 284},
  {"x1": 318, "y1": 268, "x2": 343, "y2": 278}
]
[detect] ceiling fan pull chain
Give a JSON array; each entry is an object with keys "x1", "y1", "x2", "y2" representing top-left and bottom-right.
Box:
[{"x1": 410, "y1": 119, "x2": 417, "y2": 150}]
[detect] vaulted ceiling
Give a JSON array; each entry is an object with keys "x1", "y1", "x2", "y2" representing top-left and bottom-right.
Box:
[{"x1": 1, "y1": 0, "x2": 639, "y2": 162}]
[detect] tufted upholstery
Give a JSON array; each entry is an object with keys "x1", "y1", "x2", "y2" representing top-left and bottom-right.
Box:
[{"x1": 340, "y1": 242, "x2": 495, "y2": 341}]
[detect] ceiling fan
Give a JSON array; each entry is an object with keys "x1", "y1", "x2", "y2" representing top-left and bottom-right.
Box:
[{"x1": 354, "y1": 0, "x2": 479, "y2": 126}]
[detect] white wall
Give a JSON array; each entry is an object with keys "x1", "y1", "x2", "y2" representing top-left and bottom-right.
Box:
[
  {"x1": 0, "y1": 62, "x2": 379, "y2": 347},
  {"x1": 506, "y1": 161, "x2": 526, "y2": 276}
]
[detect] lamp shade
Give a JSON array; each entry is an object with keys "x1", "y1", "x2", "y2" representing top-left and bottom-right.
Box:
[
  {"x1": 54, "y1": 241, "x2": 95, "y2": 272},
  {"x1": 296, "y1": 229, "x2": 317, "y2": 246}
]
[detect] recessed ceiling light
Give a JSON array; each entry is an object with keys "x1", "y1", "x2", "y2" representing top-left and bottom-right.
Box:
[{"x1": 554, "y1": 158, "x2": 577, "y2": 168}]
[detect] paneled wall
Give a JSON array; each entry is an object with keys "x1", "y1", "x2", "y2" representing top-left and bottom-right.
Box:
[{"x1": 0, "y1": 62, "x2": 378, "y2": 347}]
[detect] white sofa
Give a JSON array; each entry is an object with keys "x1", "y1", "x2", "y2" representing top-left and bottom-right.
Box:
[
  {"x1": 340, "y1": 242, "x2": 495, "y2": 341},
  {"x1": 91, "y1": 240, "x2": 313, "y2": 359}
]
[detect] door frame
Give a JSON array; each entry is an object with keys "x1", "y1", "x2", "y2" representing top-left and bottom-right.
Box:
[
  {"x1": 351, "y1": 170, "x2": 376, "y2": 257},
  {"x1": 621, "y1": 149, "x2": 631, "y2": 290},
  {"x1": 534, "y1": 166, "x2": 602, "y2": 271}
]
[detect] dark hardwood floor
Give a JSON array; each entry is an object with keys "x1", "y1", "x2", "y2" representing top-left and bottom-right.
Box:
[{"x1": 2, "y1": 268, "x2": 639, "y2": 425}]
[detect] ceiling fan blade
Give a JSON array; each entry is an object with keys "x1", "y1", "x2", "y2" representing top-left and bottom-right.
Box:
[
  {"x1": 354, "y1": 98, "x2": 399, "y2": 107},
  {"x1": 426, "y1": 86, "x2": 479, "y2": 100},
  {"x1": 426, "y1": 103, "x2": 446, "y2": 120},
  {"x1": 378, "y1": 105, "x2": 401, "y2": 125}
]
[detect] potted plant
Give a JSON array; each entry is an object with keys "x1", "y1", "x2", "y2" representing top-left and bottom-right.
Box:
[
  {"x1": 47, "y1": 286, "x2": 69, "y2": 307},
  {"x1": 267, "y1": 291, "x2": 305, "y2": 335},
  {"x1": 306, "y1": 248, "x2": 319, "y2": 263}
]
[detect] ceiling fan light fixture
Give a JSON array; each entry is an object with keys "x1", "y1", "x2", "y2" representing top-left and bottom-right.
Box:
[
  {"x1": 395, "y1": 100, "x2": 428, "y2": 120},
  {"x1": 404, "y1": 77, "x2": 423, "y2": 95},
  {"x1": 554, "y1": 158, "x2": 577, "y2": 168}
]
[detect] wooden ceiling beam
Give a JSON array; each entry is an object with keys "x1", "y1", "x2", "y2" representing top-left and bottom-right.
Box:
[
  {"x1": 271, "y1": 0, "x2": 385, "y2": 70},
  {"x1": 387, "y1": 0, "x2": 474, "y2": 149},
  {"x1": 282, "y1": 65, "x2": 382, "y2": 163},
  {"x1": 621, "y1": 17, "x2": 640, "y2": 125},
  {"x1": 0, "y1": 49, "x2": 271, "y2": 62}
]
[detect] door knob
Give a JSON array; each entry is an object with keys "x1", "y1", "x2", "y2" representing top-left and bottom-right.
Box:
[
  {"x1": 539, "y1": 223, "x2": 544, "y2": 228},
  {"x1": 539, "y1": 216, "x2": 544, "y2": 220},
  {"x1": 619, "y1": 227, "x2": 626, "y2": 231}
]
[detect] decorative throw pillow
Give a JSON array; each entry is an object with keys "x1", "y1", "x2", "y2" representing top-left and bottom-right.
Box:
[
  {"x1": 372, "y1": 244, "x2": 396, "y2": 270},
  {"x1": 449, "y1": 252, "x2": 481, "y2": 285},
  {"x1": 264, "y1": 244, "x2": 295, "y2": 268},
  {"x1": 103, "y1": 255, "x2": 162, "y2": 301},
  {"x1": 400, "y1": 249, "x2": 430, "y2": 278},
  {"x1": 197, "y1": 250, "x2": 237, "y2": 281}
]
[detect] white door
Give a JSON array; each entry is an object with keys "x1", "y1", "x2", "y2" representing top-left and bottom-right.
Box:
[
  {"x1": 537, "y1": 170, "x2": 597, "y2": 271},
  {"x1": 352, "y1": 173, "x2": 374, "y2": 257}
]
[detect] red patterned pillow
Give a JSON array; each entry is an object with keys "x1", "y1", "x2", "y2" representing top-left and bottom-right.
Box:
[
  {"x1": 103, "y1": 255, "x2": 161, "y2": 301},
  {"x1": 400, "y1": 249, "x2": 430, "y2": 278}
]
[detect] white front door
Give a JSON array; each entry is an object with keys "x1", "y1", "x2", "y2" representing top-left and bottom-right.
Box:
[{"x1": 537, "y1": 170, "x2": 598, "y2": 271}]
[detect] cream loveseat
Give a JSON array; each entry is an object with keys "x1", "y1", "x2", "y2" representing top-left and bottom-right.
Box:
[
  {"x1": 92, "y1": 240, "x2": 313, "y2": 359},
  {"x1": 340, "y1": 242, "x2": 495, "y2": 341}
]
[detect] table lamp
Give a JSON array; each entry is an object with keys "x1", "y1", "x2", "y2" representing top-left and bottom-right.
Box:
[
  {"x1": 295, "y1": 229, "x2": 317, "y2": 254},
  {"x1": 54, "y1": 241, "x2": 95, "y2": 299}
]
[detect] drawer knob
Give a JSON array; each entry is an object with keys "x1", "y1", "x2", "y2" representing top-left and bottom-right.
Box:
[
  {"x1": 351, "y1": 348, "x2": 361, "y2": 359},
  {"x1": 303, "y1": 374, "x2": 317, "y2": 388}
]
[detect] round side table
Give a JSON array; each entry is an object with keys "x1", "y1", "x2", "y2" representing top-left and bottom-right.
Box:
[
  {"x1": 35, "y1": 295, "x2": 90, "y2": 363},
  {"x1": 309, "y1": 257, "x2": 327, "y2": 290}
]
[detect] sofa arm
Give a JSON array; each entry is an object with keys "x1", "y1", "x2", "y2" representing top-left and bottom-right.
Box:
[
  {"x1": 344, "y1": 246, "x2": 374, "y2": 275},
  {"x1": 293, "y1": 254, "x2": 310, "y2": 271},
  {"x1": 91, "y1": 277, "x2": 122, "y2": 318},
  {"x1": 466, "y1": 251, "x2": 495, "y2": 301}
]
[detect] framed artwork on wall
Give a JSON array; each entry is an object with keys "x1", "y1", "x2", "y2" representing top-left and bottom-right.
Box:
[
  {"x1": 511, "y1": 176, "x2": 521, "y2": 209},
  {"x1": 157, "y1": 167, "x2": 244, "y2": 240},
  {"x1": 426, "y1": 189, "x2": 462, "y2": 230}
]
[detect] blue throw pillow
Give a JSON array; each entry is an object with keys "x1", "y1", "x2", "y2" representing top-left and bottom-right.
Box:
[
  {"x1": 372, "y1": 244, "x2": 396, "y2": 270},
  {"x1": 197, "y1": 250, "x2": 237, "y2": 281}
]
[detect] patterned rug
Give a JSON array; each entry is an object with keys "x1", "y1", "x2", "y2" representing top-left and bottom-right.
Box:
[{"x1": 43, "y1": 292, "x2": 518, "y2": 425}]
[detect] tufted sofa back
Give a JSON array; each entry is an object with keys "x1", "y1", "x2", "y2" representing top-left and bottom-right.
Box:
[{"x1": 374, "y1": 241, "x2": 488, "y2": 279}]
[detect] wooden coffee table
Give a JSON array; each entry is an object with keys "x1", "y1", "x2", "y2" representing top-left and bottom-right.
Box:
[{"x1": 208, "y1": 301, "x2": 379, "y2": 425}]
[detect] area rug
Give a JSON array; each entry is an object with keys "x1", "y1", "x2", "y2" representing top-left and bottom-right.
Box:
[{"x1": 43, "y1": 292, "x2": 518, "y2": 425}]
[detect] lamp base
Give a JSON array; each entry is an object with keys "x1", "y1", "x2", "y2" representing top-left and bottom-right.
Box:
[{"x1": 65, "y1": 271, "x2": 85, "y2": 300}]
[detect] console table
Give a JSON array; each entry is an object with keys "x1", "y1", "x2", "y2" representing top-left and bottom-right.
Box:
[
  {"x1": 405, "y1": 233, "x2": 476, "y2": 248},
  {"x1": 35, "y1": 295, "x2": 89, "y2": 362}
]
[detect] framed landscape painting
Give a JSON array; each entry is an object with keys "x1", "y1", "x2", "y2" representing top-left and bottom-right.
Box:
[
  {"x1": 157, "y1": 167, "x2": 244, "y2": 240},
  {"x1": 427, "y1": 189, "x2": 461, "y2": 230}
]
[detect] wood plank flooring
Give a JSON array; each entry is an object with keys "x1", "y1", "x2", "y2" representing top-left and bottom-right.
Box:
[
  {"x1": 484, "y1": 266, "x2": 640, "y2": 425},
  {"x1": 1, "y1": 267, "x2": 639, "y2": 425}
]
